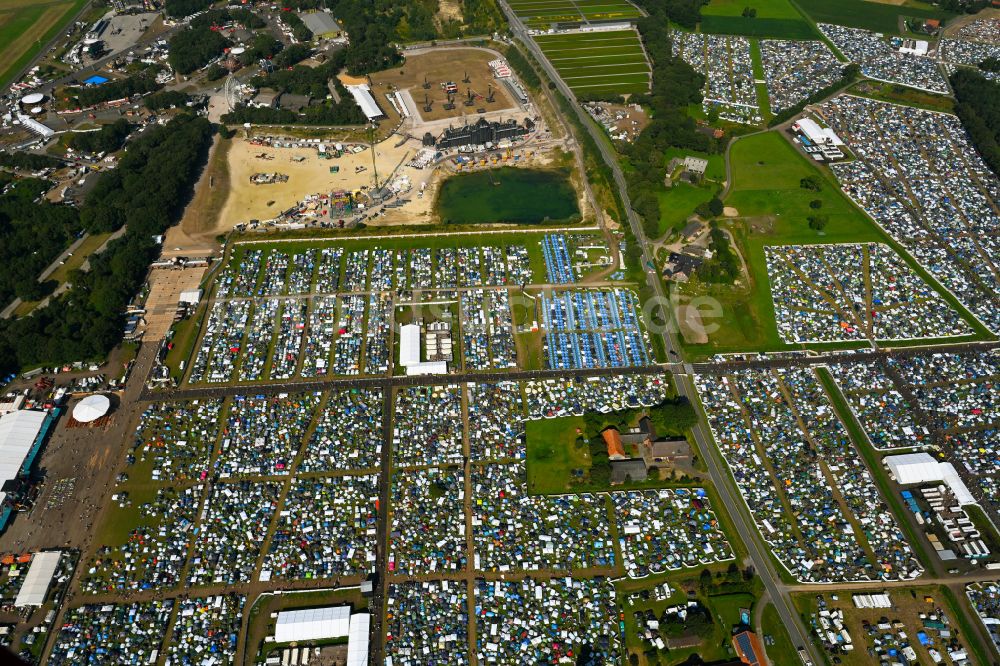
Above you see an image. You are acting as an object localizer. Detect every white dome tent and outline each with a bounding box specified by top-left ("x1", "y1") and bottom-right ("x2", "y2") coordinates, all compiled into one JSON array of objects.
[{"x1": 72, "y1": 394, "x2": 110, "y2": 423}]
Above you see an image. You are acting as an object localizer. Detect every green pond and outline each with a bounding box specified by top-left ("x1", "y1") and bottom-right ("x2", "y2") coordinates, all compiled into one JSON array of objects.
[{"x1": 435, "y1": 168, "x2": 580, "y2": 224}]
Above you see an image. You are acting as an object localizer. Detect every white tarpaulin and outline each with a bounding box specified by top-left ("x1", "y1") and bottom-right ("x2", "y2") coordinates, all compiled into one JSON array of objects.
[
  {"x1": 399, "y1": 324, "x2": 421, "y2": 367},
  {"x1": 15, "y1": 551, "x2": 61, "y2": 606},
  {"x1": 275, "y1": 606, "x2": 350, "y2": 643},
  {"x1": 885, "y1": 452, "x2": 941, "y2": 485},
  {"x1": 885, "y1": 453, "x2": 976, "y2": 505},
  {"x1": 0, "y1": 410, "x2": 46, "y2": 507},
  {"x1": 346, "y1": 613, "x2": 370, "y2": 666}
]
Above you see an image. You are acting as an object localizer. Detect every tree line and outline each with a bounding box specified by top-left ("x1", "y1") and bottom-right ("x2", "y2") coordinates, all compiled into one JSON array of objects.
[
  {"x1": 0, "y1": 178, "x2": 81, "y2": 307},
  {"x1": 0, "y1": 152, "x2": 63, "y2": 171},
  {"x1": 625, "y1": 3, "x2": 719, "y2": 242},
  {"x1": 951, "y1": 68, "x2": 1000, "y2": 177},
  {"x1": 0, "y1": 115, "x2": 214, "y2": 375},
  {"x1": 164, "y1": 0, "x2": 213, "y2": 19},
  {"x1": 74, "y1": 69, "x2": 161, "y2": 107},
  {"x1": 67, "y1": 118, "x2": 132, "y2": 155}
]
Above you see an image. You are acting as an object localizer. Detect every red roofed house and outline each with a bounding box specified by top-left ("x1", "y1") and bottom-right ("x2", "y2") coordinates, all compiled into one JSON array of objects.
[{"x1": 601, "y1": 428, "x2": 627, "y2": 460}]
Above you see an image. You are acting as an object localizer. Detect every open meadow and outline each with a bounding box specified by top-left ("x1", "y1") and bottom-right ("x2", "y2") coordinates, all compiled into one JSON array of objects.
[
  {"x1": 700, "y1": 0, "x2": 816, "y2": 38},
  {"x1": 795, "y1": 0, "x2": 957, "y2": 33}
]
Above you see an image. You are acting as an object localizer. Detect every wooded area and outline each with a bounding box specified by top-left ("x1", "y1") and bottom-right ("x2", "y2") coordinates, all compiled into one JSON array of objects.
[
  {"x1": 951, "y1": 69, "x2": 1000, "y2": 178},
  {"x1": 0, "y1": 115, "x2": 214, "y2": 375}
]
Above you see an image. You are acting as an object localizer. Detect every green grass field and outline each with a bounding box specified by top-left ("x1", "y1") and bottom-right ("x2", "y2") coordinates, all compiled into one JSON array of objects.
[
  {"x1": 535, "y1": 29, "x2": 650, "y2": 96},
  {"x1": 0, "y1": 0, "x2": 87, "y2": 89},
  {"x1": 657, "y1": 184, "x2": 716, "y2": 237},
  {"x1": 761, "y1": 602, "x2": 797, "y2": 664},
  {"x1": 509, "y1": 0, "x2": 641, "y2": 28},
  {"x1": 794, "y1": 0, "x2": 957, "y2": 33},
  {"x1": 525, "y1": 416, "x2": 589, "y2": 495},
  {"x1": 700, "y1": 0, "x2": 815, "y2": 38}
]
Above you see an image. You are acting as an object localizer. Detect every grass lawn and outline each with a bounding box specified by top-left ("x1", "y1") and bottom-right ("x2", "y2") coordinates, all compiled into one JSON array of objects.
[
  {"x1": 525, "y1": 416, "x2": 589, "y2": 495},
  {"x1": 701, "y1": 0, "x2": 815, "y2": 39},
  {"x1": 663, "y1": 147, "x2": 726, "y2": 182},
  {"x1": 656, "y1": 183, "x2": 715, "y2": 237},
  {"x1": 700, "y1": 15, "x2": 816, "y2": 39},
  {"x1": 794, "y1": 0, "x2": 958, "y2": 33},
  {"x1": 0, "y1": 0, "x2": 87, "y2": 89},
  {"x1": 761, "y1": 602, "x2": 797, "y2": 663}
]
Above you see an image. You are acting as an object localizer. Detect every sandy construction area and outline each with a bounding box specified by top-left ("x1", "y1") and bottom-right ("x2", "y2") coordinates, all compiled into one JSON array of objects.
[{"x1": 218, "y1": 135, "x2": 418, "y2": 228}]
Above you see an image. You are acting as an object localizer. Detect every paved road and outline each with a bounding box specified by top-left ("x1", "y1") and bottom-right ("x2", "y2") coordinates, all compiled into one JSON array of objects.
[{"x1": 494, "y1": 6, "x2": 823, "y2": 663}]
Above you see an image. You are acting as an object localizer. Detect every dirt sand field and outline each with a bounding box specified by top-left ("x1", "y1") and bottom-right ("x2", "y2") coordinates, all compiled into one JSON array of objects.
[
  {"x1": 219, "y1": 135, "x2": 417, "y2": 227},
  {"x1": 165, "y1": 135, "x2": 231, "y2": 257},
  {"x1": 676, "y1": 302, "x2": 709, "y2": 344},
  {"x1": 369, "y1": 47, "x2": 519, "y2": 123},
  {"x1": 143, "y1": 267, "x2": 208, "y2": 340}
]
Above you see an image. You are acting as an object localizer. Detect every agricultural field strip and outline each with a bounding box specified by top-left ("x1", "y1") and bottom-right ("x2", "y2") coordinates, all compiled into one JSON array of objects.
[{"x1": 535, "y1": 30, "x2": 650, "y2": 92}]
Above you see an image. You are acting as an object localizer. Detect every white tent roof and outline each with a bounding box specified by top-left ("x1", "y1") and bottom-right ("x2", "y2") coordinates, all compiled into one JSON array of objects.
[
  {"x1": 885, "y1": 453, "x2": 976, "y2": 505},
  {"x1": 405, "y1": 361, "x2": 448, "y2": 376},
  {"x1": 939, "y1": 462, "x2": 976, "y2": 506},
  {"x1": 21, "y1": 93, "x2": 44, "y2": 105},
  {"x1": 14, "y1": 551, "x2": 61, "y2": 607},
  {"x1": 346, "y1": 613, "x2": 370, "y2": 666},
  {"x1": 885, "y1": 452, "x2": 941, "y2": 485},
  {"x1": 0, "y1": 410, "x2": 47, "y2": 507},
  {"x1": 275, "y1": 606, "x2": 350, "y2": 643},
  {"x1": 346, "y1": 84, "x2": 383, "y2": 121},
  {"x1": 72, "y1": 394, "x2": 110, "y2": 423},
  {"x1": 399, "y1": 324, "x2": 421, "y2": 367}
]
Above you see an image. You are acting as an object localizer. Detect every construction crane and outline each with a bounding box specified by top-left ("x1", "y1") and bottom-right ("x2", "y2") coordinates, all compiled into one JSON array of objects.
[
  {"x1": 423, "y1": 94, "x2": 433, "y2": 113},
  {"x1": 422, "y1": 76, "x2": 430, "y2": 90},
  {"x1": 462, "y1": 70, "x2": 470, "y2": 83},
  {"x1": 443, "y1": 93, "x2": 456, "y2": 111},
  {"x1": 463, "y1": 88, "x2": 474, "y2": 107},
  {"x1": 486, "y1": 85, "x2": 495, "y2": 103}
]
